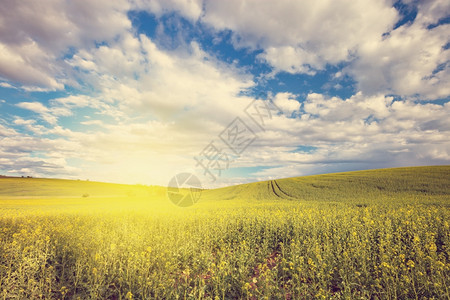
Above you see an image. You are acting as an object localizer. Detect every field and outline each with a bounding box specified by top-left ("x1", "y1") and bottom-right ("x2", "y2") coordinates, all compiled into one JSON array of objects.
[{"x1": 0, "y1": 166, "x2": 449, "y2": 299}]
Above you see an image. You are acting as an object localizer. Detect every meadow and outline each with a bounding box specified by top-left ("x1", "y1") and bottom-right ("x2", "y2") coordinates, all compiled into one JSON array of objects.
[{"x1": 0, "y1": 166, "x2": 449, "y2": 299}]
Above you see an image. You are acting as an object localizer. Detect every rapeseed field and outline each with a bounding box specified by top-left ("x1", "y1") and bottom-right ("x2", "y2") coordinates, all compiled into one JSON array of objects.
[{"x1": 0, "y1": 166, "x2": 449, "y2": 299}]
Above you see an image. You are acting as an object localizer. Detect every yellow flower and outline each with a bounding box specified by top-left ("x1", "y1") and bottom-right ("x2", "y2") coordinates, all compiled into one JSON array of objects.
[{"x1": 428, "y1": 243, "x2": 437, "y2": 252}]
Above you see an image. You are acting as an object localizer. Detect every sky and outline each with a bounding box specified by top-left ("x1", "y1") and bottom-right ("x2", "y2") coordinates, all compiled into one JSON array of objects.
[{"x1": 0, "y1": 0, "x2": 449, "y2": 188}]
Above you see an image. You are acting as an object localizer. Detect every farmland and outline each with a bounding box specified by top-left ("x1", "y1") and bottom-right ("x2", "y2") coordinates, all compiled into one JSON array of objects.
[{"x1": 0, "y1": 166, "x2": 449, "y2": 299}]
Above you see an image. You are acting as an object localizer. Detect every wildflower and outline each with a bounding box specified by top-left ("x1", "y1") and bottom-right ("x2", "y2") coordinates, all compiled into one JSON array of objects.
[{"x1": 428, "y1": 243, "x2": 437, "y2": 252}]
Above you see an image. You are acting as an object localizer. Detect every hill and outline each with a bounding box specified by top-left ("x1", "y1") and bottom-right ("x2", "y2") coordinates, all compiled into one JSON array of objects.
[
  {"x1": 202, "y1": 165, "x2": 449, "y2": 203},
  {"x1": 0, "y1": 177, "x2": 161, "y2": 198},
  {"x1": 1, "y1": 165, "x2": 448, "y2": 206},
  {"x1": 0, "y1": 177, "x2": 166, "y2": 209},
  {"x1": 0, "y1": 166, "x2": 449, "y2": 299}
]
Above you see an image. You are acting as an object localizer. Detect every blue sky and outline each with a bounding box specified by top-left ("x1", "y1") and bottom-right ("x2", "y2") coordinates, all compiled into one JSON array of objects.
[{"x1": 0, "y1": 0, "x2": 449, "y2": 187}]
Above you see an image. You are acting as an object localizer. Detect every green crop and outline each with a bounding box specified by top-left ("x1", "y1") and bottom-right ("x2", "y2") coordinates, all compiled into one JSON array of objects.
[{"x1": 0, "y1": 166, "x2": 449, "y2": 299}]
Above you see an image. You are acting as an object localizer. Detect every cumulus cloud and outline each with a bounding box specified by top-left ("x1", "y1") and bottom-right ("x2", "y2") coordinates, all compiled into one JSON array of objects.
[
  {"x1": 200, "y1": 0, "x2": 449, "y2": 99},
  {"x1": 0, "y1": 0, "x2": 131, "y2": 90},
  {"x1": 0, "y1": 124, "x2": 17, "y2": 137},
  {"x1": 228, "y1": 92, "x2": 450, "y2": 183},
  {"x1": 1, "y1": 0, "x2": 449, "y2": 186},
  {"x1": 66, "y1": 31, "x2": 254, "y2": 126},
  {"x1": 0, "y1": 128, "x2": 83, "y2": 178},
  {"x1": 2, "y1": 0, "x2": 448, "y2": 99},
  {"x1": 273, "y1": 92, "x2": 300, "y2": 115},
  {"x1": 16, "y1": 102, "x2": 66, "y2": 125},
  {"x1": 3, "y1": 90, "x2": 450, "y2": 186},
  {"x1": 202, "y1": 0, "x2": 397, "y2": 72},
  {"x1": 0, "y1": 0, "x2": 205, "y2": 90},
  {"x1": 1, "y1": 28, "x2": 259, "y2": 185},
  {"x1": 132, "y1": 0, "x2": 203, "y2": 21},
  {"x1": 0, "y1": 82, "x2": 15, "y2": 89},
  {"x1": 348, "y1": 6, "x2": 450, "y2": 99}
]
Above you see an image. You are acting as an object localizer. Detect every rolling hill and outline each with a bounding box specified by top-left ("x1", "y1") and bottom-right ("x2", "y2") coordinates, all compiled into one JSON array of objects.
[
  {"x1": 1, "y1": 166, "x2": 449, "y2": 299},
  {"x1": 0, "y1": 166, "x2": 448, "y2": 207},
  {"x1": 201, "y1": 165, "x2": 450, "y2": 204}
]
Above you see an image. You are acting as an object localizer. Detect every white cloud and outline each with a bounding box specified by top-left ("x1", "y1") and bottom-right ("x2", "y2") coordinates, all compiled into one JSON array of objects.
[
  {"x1": 1, "y1": 31, "x2": 259, "y2": 185},
  {"x1": 16, "y1": 101, "x2": 71, "y2": 124},
  {"x1": 1, "y1": 1, "x2": 449, "y2": 186},
  {"x1": 203, "y1": 0, "x2": 397, "y2": 73},
  {"x1": 13, "y1": 117, "x2": 45, "y2": 135},
  {"x1": 16, "y1": 102, "x2": 49, "y2": 114},
  {"x1": 228, "y1": 91, "x2": 450, "y2": 183},
  {"x1": 0, "y1": 123, "x2": 17, "y2": 137},
  {"x1": 415, "y1": 0, "x2": 450, "y2": 26},
  {"x1": 2, "y1": 0, "x2": 447, "y2": 99},
  {"x1": 132, "y1": 0, "x2": 203, "y2": 21},
  {"x1": 200, "y1": 0, "x2": 449, "y2": 100},
  {"x1": 261, "y1": 47, "x2": 321, "y2": 75},
  {"x1": 67, "y1": 31, "x2": 254, "y2": 125},
  {"x1": 3, "y1": 89, "x2": 450, "y2": 186},
  {"x1": 0, "y1": 0, "x2": 131, "y2": 90},
  {"x1": 0, "y1": 0, "x2": 206, "y2": 90},
  {"x1": 0, "y1": 131, "x2": 83, "y2": 178},
  {"x1": 273, "y1": 92, "x2": 300, "y2": 115},
  {"x1": 0, "y1": 82, "x2": 14, "y2": 89},
  {"x1": 348, "y1": 14, "x2": 450, "y2": 99},
  {"x1": 80, "y1": 120, "x2": 105, "y2": 127}
]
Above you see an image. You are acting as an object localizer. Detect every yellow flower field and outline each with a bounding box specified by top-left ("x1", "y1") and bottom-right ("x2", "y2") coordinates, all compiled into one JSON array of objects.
[{"x1": 1, "y1": 166, "x2": 449, "y2": 299}]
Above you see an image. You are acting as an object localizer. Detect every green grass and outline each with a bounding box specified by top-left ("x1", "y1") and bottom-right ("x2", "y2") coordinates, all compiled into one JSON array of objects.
[
  {"x1": 202, "y1": 166, "x2": 450, "y2": 204},
  {"x1": 0, "y1": 177, "x2": 165, "y2": 198},
  {"x1": 1, "y1": 165, "x2": 448, "y2": 204},
  {"x1": 0, "y1": 166, "x2": 449, "y2": 299}
]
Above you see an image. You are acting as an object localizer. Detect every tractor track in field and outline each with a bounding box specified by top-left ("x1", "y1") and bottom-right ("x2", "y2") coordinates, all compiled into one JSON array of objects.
[
  {"x1": 269, "y1": 180, "x2": 282, "y2": 198},
  {"x1": 273, "y1": 180, "x2": 295, "y2": 199},
  {"x1": 269, "y1": 180, "x2": 295, "y2": 199}
]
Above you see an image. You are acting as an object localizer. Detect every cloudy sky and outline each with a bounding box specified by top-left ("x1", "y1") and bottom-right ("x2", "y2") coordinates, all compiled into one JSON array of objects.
[{"x1": 0, "y1": 0, "x2": 449, "y2": 187}]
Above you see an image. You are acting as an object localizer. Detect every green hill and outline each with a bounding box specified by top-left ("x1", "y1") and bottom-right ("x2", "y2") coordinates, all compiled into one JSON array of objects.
[
  {"x1": 0, "y1": 177, "x2": 166, "y2": 209},
  {"x1": 0, "y1": 166, "x2": 448, "y2": 206},
  {"x1": 0, "y1": 177, "x2": 164, "y2": 198},
  {"x1": 201, "y1": 165, "x2": 450, "y2": 204},
  {"x1": 1, "y1": 166, "x2": 449, "y2": 299}
]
